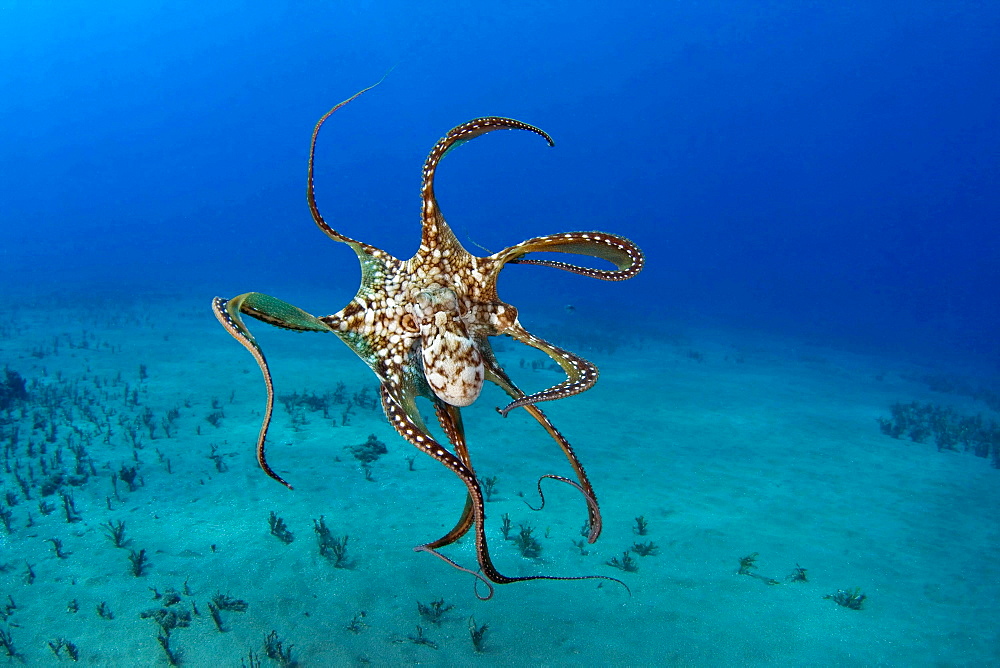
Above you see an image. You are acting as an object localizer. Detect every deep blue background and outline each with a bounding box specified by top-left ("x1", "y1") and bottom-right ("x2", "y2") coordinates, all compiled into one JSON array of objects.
[{"x1": 1, "y1": 1, "x2": 997, "y2": 362}]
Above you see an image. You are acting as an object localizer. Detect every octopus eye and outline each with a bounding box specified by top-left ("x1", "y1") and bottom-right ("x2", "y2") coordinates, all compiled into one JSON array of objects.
[{"x1": 401, "y1": 313, "x2": 419, "y2": 332}]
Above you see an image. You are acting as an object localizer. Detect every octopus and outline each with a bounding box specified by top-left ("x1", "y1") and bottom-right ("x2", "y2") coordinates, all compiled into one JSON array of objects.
[{"x1": 212, "y1": 82, "x2": 643, "y2": 598}]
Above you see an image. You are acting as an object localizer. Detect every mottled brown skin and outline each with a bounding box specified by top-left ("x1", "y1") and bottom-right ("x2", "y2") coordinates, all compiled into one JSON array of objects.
[{"x1": 212, "y1": 83, "x2": 643, "y2": 598}]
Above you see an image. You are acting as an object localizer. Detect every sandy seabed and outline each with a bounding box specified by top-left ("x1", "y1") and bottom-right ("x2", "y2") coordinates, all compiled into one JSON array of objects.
[{"x1": 1, "y1": 290, "x2": 998, "y2": 666}]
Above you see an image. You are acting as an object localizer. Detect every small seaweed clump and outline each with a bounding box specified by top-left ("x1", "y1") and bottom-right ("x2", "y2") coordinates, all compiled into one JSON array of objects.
[
  {"x1": 345, "y1": 611, "x2": 368, "y2": 634},
  {"x1": 631, "y1": 541, "x2": 659, "y2": 557},
  {"x1": 129, "y1": 548, "x2": 150, "y2": 576},
  {"x1": 0, "y1": 368, "x2": 27, "y2": 410},
  {"x1": 469, "y1": 617, "x2": 489, "y2": 653},
  {"x1": 212, "y1": 593, "x2": 248, "y2": 612},
  {"x1": 1, "y1": 625, "x2": 20, "y2": 660},
  {"x1": 407, "y1": 625, "x2": 438, "y2": 650},
  {"x1": 48, "y1": 637, "x2": 78, "y2": 661},
  {"x1": 417, "y1": 598, "x2": 454, "y2": 625},
  {"x1": 140, "y1": 607, "x2": 192, "y2": 635},
  {"x1": 350, "y1": 434, "x2": 388, "y2": 464},
  {"x1": 268, "y1": 512, "x2": 294, "y2": 544},
  {"x1": 737, "y1": 552, "x2": 758, "y2": 575},
  {"x1": 349, "y1": 434, "x2": 389, "y2": 480},
  {"x1": 208, "y1": 592, "x2": 249, "y2": 633},
  {"x1": 512, "y1": 522, "x2": 542, "y2": 558},
  {"x1": 606, "y1": 551, "x2": 638, "y2": 572},
  {"x1": 878, "y1": 401, "x2": 1000, "y2": 467},
  {"x1": 103, "y1": 520, "x2": 129, "y2": 548},
  {"x1": 313, "y1": 516, "x2": 353, "y2": 568},
  {"x1": 264, "y1": 630, "x2": 296, "y2": 667},
  {"x1": 825, "y1": 587, "x2": 867, "y2": 610},
  {"x1": 735, "y1": 552, "x2": 780, "y2": 585}
]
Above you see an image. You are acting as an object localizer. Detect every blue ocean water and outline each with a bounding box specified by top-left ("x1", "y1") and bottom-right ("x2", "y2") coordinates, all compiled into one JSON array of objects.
[
  {"x1": 1, "y1": 2, "x2": 999, "y2": 665},
  {"x1": 3, "y1": 0, "x2": 997, "y2": 357}
]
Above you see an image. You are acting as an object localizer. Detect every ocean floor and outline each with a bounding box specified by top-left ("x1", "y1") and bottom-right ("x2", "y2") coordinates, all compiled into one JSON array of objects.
[{"x1": 1, "y1": 290, "x2": 998, "y2": 666}]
